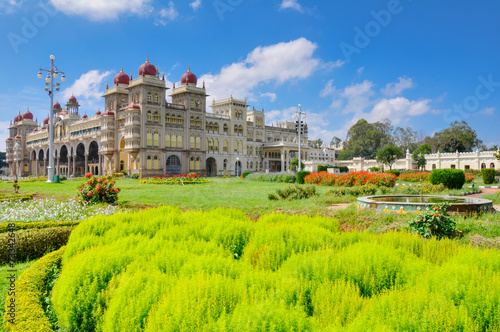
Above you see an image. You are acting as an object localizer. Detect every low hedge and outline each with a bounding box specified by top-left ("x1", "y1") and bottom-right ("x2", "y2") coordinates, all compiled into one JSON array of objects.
[
  {"x1": 0, "y1": 221, "x2": 80, "y2": 234},
  {"x1": 241, "y1": 171, "x2": 253, "y2": 179},
  {"x1": 325, "y1": 185, "x2": 377, "y2": 197},
  {"x1": 0, "y1": 195, "x2": 33, "y2": 203},
  {"x1": 429, "y1": 169, "x2": 465, "y2": 189},
  {"x1": 296, "y1": 171, "x2": 310, "y2": 184},
  {"x1": 3, "y1": 246, "x2": 64, "y2": 332},
  {"x1": 0, "y1": 226, "x2": 75, "y2": 265},
  {"x1": 386, "y1": 170, "x2": 401, "y2": 177},
  {"x1": 482, "y1": 168, "x2": 496, "y2": 185}
]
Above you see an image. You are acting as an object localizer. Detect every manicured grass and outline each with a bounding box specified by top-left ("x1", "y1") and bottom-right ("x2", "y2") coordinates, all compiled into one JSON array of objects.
[{"x1": 0, "y1": 260, "x2": 36, "y2": 332}]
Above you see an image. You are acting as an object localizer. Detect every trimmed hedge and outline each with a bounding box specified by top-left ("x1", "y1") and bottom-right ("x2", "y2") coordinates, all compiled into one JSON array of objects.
[
  {"x1": 482, "y1": 168, "x2": 496, "y2": 185},
  {"x1": 317, "y1": 166, "x2": 349, "y2": 173},
  {"x1": 0, "y1": 195, "x2": 33, "y2": 203},
  {"x1": 0, "y1": 226, "x2": 75, "y2": 265},
  {"x1": 317, "y1": 165, "x2": 328, "y2": 172},
  {"x1": 241, "y1": 171, "x2": 253, "y2": 179},
  {"x1": 386, "y1": 170, "x2": 401, "y2": 177},
  {"x1": 3, "y1": 246, "x2": 64, "y2": 332},
  {"x1": 429, "y1": 169, "x2": 465, "y2": 189},
  {"x1": 0, "y1": 221, "x2": 80, "y2": 234},
  {"x1": 296, "y1": 171, "x2": 310, "y2": 184}
]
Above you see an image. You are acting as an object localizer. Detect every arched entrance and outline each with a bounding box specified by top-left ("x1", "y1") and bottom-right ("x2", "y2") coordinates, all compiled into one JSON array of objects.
[
  {"x1": 88, "y1": 141, "x2": 99, "y2": 175},
  {"x1": 206, "y1": 158, "x2": 217, "y2": 177},
  {"x1": 166, "y1": 155, "x2": 181, "y2": 175},
  {"x1": 235, "y1": 160, "x2": 242, "y2": 177},
  {"x1": 75, "y1": 143, "x2": 85, "y2": 175},
  {"x1": 59, "y1": 145, "x2": 69, "y2": 175}
]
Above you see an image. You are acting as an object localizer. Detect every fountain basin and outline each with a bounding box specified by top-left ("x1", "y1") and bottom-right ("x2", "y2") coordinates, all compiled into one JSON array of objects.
[{"x1": 357, "y1": 195, "x2": 495, "y2": 214}]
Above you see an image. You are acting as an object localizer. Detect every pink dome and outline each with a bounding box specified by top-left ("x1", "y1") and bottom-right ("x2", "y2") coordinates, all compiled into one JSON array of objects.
[
  {"x1": 95, "y1": 110, "x2": 102, "y2": 116},
  {"x1": 53, "y1": 101, "x2": 61, "y2": 109},
  {"x1": 14, "y1": 135, "x2": 21, "y2": 139},
  {"x1": 138, "y1": 56, "x2": 157, "y2": 77},
  {"x1": 43, "y1": 116, "x2": 49, "y2": 125},
  {"x1": 125, "y1": 103, "x2": 140, "y2": 110},
  {"x1": 6, "y1": 137, "x2": 13, "y2": 141},
  {"x1": 41, "y1": 126, "x2": 46, "y2": 130},
  {"x1": 34, "y1": 128, "x2": 38, "y2": 132},
  {"x1": 103, "y1": 110, "x2": 114, "y2": 116},
  {"x1": 69, "y1": 95, "x2": 77, "y2": 103},
  {"x1": 82, "y1": 114, "x2": 88, "y2": 119},
  {"x1": 22, "y1": 108, "x2": 33, "y2": 120},
  {"x1": 59, "y1": 110, "x2": 68, "y2": 116},
  {"x1": 181, "y1": 66, "x2": 197, "y2": 85},
  {"x1": 14, "y1": 113, "x2": 22, "y2": 122},
  {"x1": 114, "y1": 66, "x2": 130, "y2": 85}
]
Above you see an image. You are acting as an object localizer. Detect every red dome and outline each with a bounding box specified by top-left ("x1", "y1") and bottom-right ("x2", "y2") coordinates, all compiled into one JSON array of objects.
[
  {"x1": 53, "y1": 101, "x2": 61, "y2": 109},
  {"x1": 6, "y1": 137, "x2": 13, "y2": 141},
  {"x1": 43, "y1": 116, "x2": 49, "y2": 125},
  {"x1": 22, "y1": 108, "x2": 33, "y2": 120},
  {"x1": 34, "y1": 128, "x2": 38, "y2": 132},
  {"x1": 181, "y1": 66, "x2": 197, "y2": 85},
  {"x1": 114, "y1": 66, "x2": 130, "y2": 86},
  {"x1": 125, "y1": 103, "x2": 140, "y2": 110},
  {"x1": 14, "y1": 113, "x2": 22, "y2": 122},
  {"x1": 41, "y1": 126, "x2": 46, "y2": 130},
  {"x1": 82, "y1": 114, "x2": 88, "y2": 119},
  {"x1": 138, "y1": 56, "x2": 157, "y2": 77},
  {"x1": 14, "y1": 135, "x2": 21, "y2": 139},
  {"x1": 103, "y1": 110, "x2": 114, "y2": 116},
  {"x1": 59, "y1": 110, "x2": 68, "y2": 116},
  {"x1": 95, "y1": 110, "x2": 102, "y2": 116},
  {"x1": 69, "y1": 95, "x2": 77, "y2": 103}
]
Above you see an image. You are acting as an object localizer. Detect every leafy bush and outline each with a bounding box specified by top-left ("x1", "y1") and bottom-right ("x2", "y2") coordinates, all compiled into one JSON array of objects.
[
  {"x1": 392, "y1": 183, "x2": 446, "y2": 195},
  {"x1": 296, "y1": 171, "x2": 310, "y2": 184},
  {"x1": 0, "y1": 194, "x2": 33, "y2": 203},
  {"x1": 408, "y1": 203, "x2": 456, "y2": 239},
  {"x1": 429, "y1": 169, "x2": 465, "y2": 189},
  {"x1": 325, "y1": 184, "x2": 377, "y2": 197},
  {"x1": 241, "y1": 171, "x2": 253, "y2": 178},
  {"x1": 386, "y1": 170, "x2": 401, "y2": 177},
  {"x1": 49, "y1": 207, "x2": 500, "y2": 331},
  {"x1": 120, "y1": 170, "x2": 127, "y2": 176},
  {"x1": 245, "y1": 172, "x2": 296, "y2": 183},
  {"x1": 0, "y1": 221, "x2": 80, "y2": 234},
  {"x1": 369, "y1": 167, "x2": 380, "y2": 172},
  {"x1": 482, "y1": 168, "x2": 496, "y2": 185},
  {"x1": 77, "y1": 174, "x2": 121, "y2": 204},
  {"x1": 0, "y1": 226, "x2": 75, "y2": 265},
  {"x1": 317, "y1": 165, "x2": 328, "y2": 172},
  {"x1": 398, "y1": 172, "x2": 429, "y2": 182},
  {"x1": 59, "y1": 175, "x2": 67, "y2": 181},
  {"x1": 131, "y1": 173, "x2": 140, "y2": 179},
  {"x1": 3, "y1": 246, "x2": 64, "y2": 332},
  {"x1": 269, "y1": 184, "x2": 317, "y2": 201}
]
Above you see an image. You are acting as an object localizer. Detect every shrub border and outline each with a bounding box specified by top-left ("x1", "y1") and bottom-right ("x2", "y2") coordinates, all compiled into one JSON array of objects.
[
  {"x1": 0, "y1": 221, "x2": 80, "y2": 234},
  {"x1": 0, "y1": 195, "x2": 33, "y2": 203},
  {"x1": 3, "y1": 246, "x2": 65, "y2": 332}
]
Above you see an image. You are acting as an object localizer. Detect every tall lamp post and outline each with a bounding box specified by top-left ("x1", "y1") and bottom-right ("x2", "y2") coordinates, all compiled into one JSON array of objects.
[
  {"x1": 236, "y1": 157, "x2": 240, "y2": 177},
  {"x1": 37, "y1": 55, "x2": 66, "y2": 183},
  {"x1": 13, "y1": 142, "x2": 22, "y2": 180},
  {"x1": 293, "y1": 104, "x2": 306, "y2": 171}
]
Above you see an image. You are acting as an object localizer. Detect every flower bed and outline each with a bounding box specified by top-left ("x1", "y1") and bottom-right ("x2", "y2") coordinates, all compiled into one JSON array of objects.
[
  {"x1": 398, "y1": 172, "x2": 430, "y2": 182},
  {"x1": 465, "y1": 173, "x2": 476, "y2": 183},
  {"x1": 139, "y1": 173, "x2": 210, "y2": 185},
  {"x1": 77, "y1": 174, "x2": 121, "y2": 204},
  {"x1": 0, "y1": 199, "x2": 119, "y2": 223},
  {"x1": 325, "y1": 184, "x2": 378, "y2": 197},
  {"x1": 304, "y1": 171, "x2": 397, "y2": 187}
]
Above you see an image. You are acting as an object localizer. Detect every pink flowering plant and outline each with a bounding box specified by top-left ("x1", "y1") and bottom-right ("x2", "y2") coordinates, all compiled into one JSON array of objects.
[{"x1": 77, "y1": 173, "x2": 121, "y2": 205}]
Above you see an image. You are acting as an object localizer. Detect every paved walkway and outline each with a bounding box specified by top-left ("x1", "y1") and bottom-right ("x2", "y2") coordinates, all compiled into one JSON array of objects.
[{"x1": 467, "y1": 188, "x2": 500, "y2": 211}]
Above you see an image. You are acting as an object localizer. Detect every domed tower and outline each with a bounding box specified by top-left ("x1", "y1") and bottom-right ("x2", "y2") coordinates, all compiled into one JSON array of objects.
[{"x1": 66, "y1": 95, "x2": 80, "y2": 114}]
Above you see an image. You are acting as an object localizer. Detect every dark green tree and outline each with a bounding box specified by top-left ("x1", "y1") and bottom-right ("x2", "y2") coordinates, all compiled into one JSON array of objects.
[
  {"x1": 338, "y1": 119, "x2": 394, "y2": 160},
  {"x1": 330, "y1": 136, "x2": 342, "y2": 148},
  {"x1": 412, "y1": 143, "x2": 432, "y2": 170},
  {"x1": 290, "y1": 158, "x2": 305, "y2": 171},
  {"x1": 311, "y1": 138, "x2": 324, "y2": 148},
  {"x1": 392, "y1": 126, "x2": 419, "y2": 153},
  {"x1": 376, "y1": 145, "x2": 403, "y2": 170}
]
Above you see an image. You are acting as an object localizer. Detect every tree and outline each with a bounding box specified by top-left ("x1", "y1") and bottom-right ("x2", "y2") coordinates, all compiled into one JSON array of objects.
[
  {"x1": 311, "y1": 138, "x2": 323, "y2": 148},
  {"x1": 412, "y1": 143, "x2": 432, "y2": 170},
  {"x1": 290, "y1": 158, "x2": 305, "y2": 171},
  {"x1": 338, "y1": 119, "x2": 394, "y2": 160},
  {"x1": 0, "y1": 152, "x2": 7, "y2": 168},
  {"x1": 376, "y1": 145, "x2": 403, "y2": 170},
  {"x1": 392, "y1": 126, "x2": 419, "y2": 153},
  {"x1": 436, "y1": 121, "x2": 481, "y2": 152},
  {"x1": 330, "y1": 136, "x2": 342, "y2": 148}
]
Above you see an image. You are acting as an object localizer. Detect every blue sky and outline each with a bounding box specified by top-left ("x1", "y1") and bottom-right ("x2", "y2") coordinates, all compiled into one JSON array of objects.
[{"x1": 1, "y1": 0, "x2": 499, "y2": 150}]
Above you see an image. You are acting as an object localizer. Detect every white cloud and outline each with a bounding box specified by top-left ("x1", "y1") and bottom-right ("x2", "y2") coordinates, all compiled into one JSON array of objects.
[
  {"x1": 381, "y1": 77, "x2": 414, "y2": 96},
  {"x1": 156, "y1": 1, "x2": 178, "y2": 25},
  {"x1": 61, "y1": 70, "x2": 112, "y2": 109},
  {"x1": 0, "y1": 0, "x2": 23, "y2": 14},
  {"x1": 368, "y1": 97, "x2": 431, "y2": 125},
  {"x1": 0, "y1": 121, "x2": 11, "y2": 151},
  {"x1": 260, "y1": 92, "x2": 277, "y2": 102},
  {"x1": 50, "y1": 0, "x2": 154, "y2": 20},
  {"x1": 477, "y1": 107, "x2": 495, "y2": 116},
  {"x1": 200, "y1": 38, "x2": 327, "y2": 102},
  {"x1": 280, "y1": 0, "x2": 303, "y2": 13},
  {"x1": 357, "y1": 67, "x2": 365, "y2": 75},
  {"x1": 190, "y1": 0, "x2": 202, "y2": 10}
]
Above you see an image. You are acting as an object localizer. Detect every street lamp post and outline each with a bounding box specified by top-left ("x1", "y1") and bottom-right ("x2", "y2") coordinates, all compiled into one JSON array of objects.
[
  {"x1": 236, "y1": 157, "x2": 240, "y2": 177},
  {"x1": 14, "y1": 142, "x2": 21, "y2": 180},
  {"x1": 37, "y1": 55, "x2": 66, "y2": 183},
  {"x1": 293, "y1": 104, "x2": 306, "y2": 172}
]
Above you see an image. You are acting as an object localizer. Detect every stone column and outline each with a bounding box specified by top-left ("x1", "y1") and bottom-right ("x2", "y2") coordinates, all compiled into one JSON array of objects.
[
  {"x1": 43, "y1": 157, "x2": 47, "y2": 176},
  {"x1": 56, "y1": 154, "x2": 60, "y2": 175},
  {"x1": 281, "y1": 149, "x2": 285, "y2": 173},
  {"x1": 72, "y1": 154, "x2": 76, "y2": 176},
  {"x1": 85, "y1": 154, "x2": 88, "y2": 174}
]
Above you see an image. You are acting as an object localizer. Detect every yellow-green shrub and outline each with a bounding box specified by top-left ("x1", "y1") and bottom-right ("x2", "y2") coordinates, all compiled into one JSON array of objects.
[{"x1": 3, "y1": 246, "x2": 64, "y2": 332}]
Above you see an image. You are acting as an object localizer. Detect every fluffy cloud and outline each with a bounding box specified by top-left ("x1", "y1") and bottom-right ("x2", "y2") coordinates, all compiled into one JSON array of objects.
[
  {"x1": 49, "y1": 0, "x2": 155, "y2": 20},
  {"x1": 190, "y1": 0, "x2": 202, "y2": 10},
  {"x1": 200, "y1": 38, "x2": 330, "y2": 102},
  {"x1": 61, "y1": 70, "x2": 112, "y2": 109},
  {"x1": 0, "y1": 121, "x2": 11, "y2": 150},
  {"x1": 477, "y1": 107, "x2": 495, "y2": 116},
  {"x1": 260, "y1": 92, "x2": 277, "y2": 102},
  {"x1": 156, "y1": 1, "x2": 178, "y2": 25},
  {"x1": 0, "y1": 0, "x2": 23, "y2": 14},
  {"x1": 280, "y1": 0, "x2": 303, "y2": 13},
  {"x1": 369, "y1": 97, "x2": 431, "y2": 125},
  {"x1": 381, "y1": 77, "x2": 414, "y2": 96}
]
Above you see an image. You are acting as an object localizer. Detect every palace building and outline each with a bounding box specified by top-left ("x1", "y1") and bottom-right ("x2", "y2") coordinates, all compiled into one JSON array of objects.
[{"x1": 5, "y1": 57, "x2": 338, "y2": 177}]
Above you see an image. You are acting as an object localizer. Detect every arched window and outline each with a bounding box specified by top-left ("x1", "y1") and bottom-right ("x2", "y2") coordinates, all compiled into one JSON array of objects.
[
  {"x1": 177, "y1": 133, "x2": 182, "y2": 148},
  {"x1": 214, "y1": 138, "x2": 219, "y2": 152},
  {"x1": 195, "y1": 116, "x2": 201, "y2": 126},
  {"x1": 190, "y1": 156, "x2": 195, "y2": 170},
  {"x1": 147, "y1": 130, "x2": 153, "y2": 146},
  {"x1": 224, "y1": 159, "x2": 228, "y2": 170},
  {"x1": 214, "y1": 122, "x2": 219, "y2": 133},
  {"x1": 154, "y1": 92, "x2": 160, "y2": 103},
  {"x1": 154, "y1": 111, "x2": 160, "y2": 123},
  {"x1": 153, "y1": 155, "x2": 159, "y2": 169},
  {"x1": 209, "y1": 138, "x2": 214, "y2": 151},
  {"x1": 195, "y1": 157, "x2": 200, "y2": 170},
  {"x1": 190, "y1": 115, "x2": 195, "y2": 126},
  {"x1": 250, "y1": 161, "x2": 253, "y2": 169},
  {"x1": 147, "y1": 110, "x2": 153, "y2": 121},
  {"x1": 165, "y1": 133, "x2": 171, "y2": 147},
  {"x1": 223, "y1": 123, "x2": 228, "y2": 134},
  {"x1": 234, "y1": 139, "x2": 238, "y2": 153},
  {"x1": 153, "y1": 131, "x2": 160, "y2": 147},
  {"x1": 190, "y1": 135, "x2": 195, "y2": 149},
  {"x1": 239, "y1": 140, "x2": 243, "y2": 153},
  {"x1": 481, "y1": 163, "x2": 486, "y2": 169},
  {"x1": 147, "y1": 92, "x2": 153, "y2": 102},
  {"x1": 177, "y1": 114, "x2": 183, "y2": 124},
  {"x1": 491, "y1": 163, "x2": 495, "y2": 168},
  {"x1": 147, "y1": 155, "x2": 152, "y2": 169},
  {"x1": 206, "y1": 138, "x2": 209, "y2": 151},
  {"x1": 165, "y1": 113, "x2": 170, "y2": 123},
  {"x1": 223, "y1": 139, "x2": 228, "y2": 153},
  {"x1": 195, "y1": 136, "x2": 201, "y2": 149}
]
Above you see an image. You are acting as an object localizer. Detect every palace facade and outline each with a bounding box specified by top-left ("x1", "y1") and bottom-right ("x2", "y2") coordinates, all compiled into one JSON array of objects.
[{"x1": 5, "y1": 57, "x2": 338, "y2": 177}]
